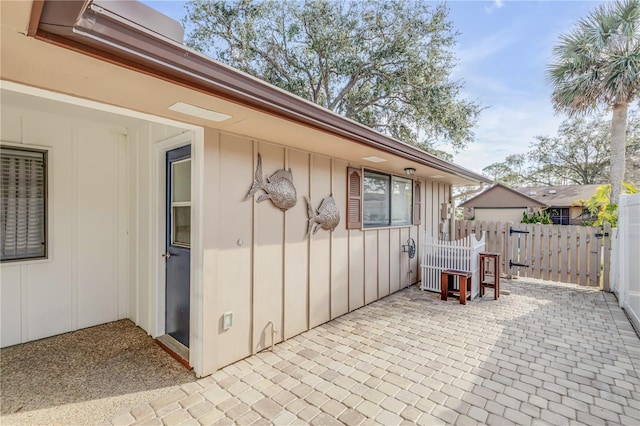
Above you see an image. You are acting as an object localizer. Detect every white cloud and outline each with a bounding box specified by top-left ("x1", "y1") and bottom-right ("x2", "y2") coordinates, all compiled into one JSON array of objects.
[
  {"x1": 450, "y1": 101, "x2": 566, "y2": 174},
  {"x1": 485, "y1": 0, "x2": 505, "y2": 14},
  {"x1": 456, "y1": 40, "x2": 510, "y2": 66},
  {"x1": 455, "y1": 26, "x2": 521, "y2": 65}
]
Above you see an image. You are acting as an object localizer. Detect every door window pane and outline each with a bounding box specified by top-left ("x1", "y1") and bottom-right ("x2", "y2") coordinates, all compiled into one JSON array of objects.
[
  {"x1": 172, "y1": 159, "x2": 191, "y2": 203},
  {"x1": 172, "y1": 206, "x2": 190, "y2": 246}
]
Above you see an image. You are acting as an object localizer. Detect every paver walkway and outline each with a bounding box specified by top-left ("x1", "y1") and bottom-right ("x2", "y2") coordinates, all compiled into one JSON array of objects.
[{"x1": 111, "y1": 279, "x2": 639, "y2": 426}]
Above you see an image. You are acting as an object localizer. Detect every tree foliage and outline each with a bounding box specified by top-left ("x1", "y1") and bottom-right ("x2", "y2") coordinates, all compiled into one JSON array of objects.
[
  {"x1": 183, "y1": 0, "x2": 482, "y2": 153},
  {"x1": 586, "y1": 182, "x2": 638, "y2": 227},
  {"x1": 481, "y1": 154, "x2": 527, "y2": 187},
  {"x1": 547, "y1": 0, "x2": 640, "y2": 203},
  {"x1": 482, "y1": 111, "x2": 640, "y2": 187},
  {"x1": 526, "y1": 114, "x2": 615, "y2": 185}
]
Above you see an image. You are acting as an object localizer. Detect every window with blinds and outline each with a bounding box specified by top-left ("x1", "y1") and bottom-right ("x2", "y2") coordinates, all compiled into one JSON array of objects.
[{"x1": 1, "y1": 146, "x2": 47, "y2": 262}]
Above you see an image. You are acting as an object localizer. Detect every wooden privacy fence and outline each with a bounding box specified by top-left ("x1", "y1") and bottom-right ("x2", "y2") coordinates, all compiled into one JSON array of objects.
[
  {"x1": 455, "y1": 220, "x2": 612, "y2": 288},
  {"x1": 420, "y1": 233, "x2": 485, "y2": 298}
]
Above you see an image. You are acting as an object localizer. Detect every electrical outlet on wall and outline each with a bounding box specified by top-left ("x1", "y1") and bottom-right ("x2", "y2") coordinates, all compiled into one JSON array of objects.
[{"x1": 223, "y1": 312, "x2": 233, "y2": 330}]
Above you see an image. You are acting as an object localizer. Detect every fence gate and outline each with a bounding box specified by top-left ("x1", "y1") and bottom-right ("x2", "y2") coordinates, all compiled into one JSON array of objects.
[
  {"x1": 508, "y1": 224, "x2": 530, "y2": 277},
  {"x1": 507, "y1": 223, "x2": 609, "y2": 287},
  {"x1": 456, "y1": 220, "x2": 611, "y2": 288}
]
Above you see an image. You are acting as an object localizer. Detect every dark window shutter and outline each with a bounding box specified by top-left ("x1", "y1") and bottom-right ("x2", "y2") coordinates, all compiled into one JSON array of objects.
[
  {"x1": 347, "y1": 167, "x2": 362, "y2": 229},
  {"x1": 413, "y1": 180, "x2": 421, "y2": 225}
]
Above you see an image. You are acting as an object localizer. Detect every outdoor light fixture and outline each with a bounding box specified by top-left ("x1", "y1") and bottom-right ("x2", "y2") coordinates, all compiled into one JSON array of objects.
[{"x1": 404, "y1": 167, "x2": 416, "y2": 176}]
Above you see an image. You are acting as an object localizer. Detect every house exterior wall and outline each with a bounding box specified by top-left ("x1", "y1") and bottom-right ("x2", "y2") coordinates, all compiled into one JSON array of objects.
[
  {"x1": 0, "y1": 95, "x2": 452, "y2": 375},
  {"x1": 473, "y1": 207, "x2": 528, "y2": 223},
  {"x1": 0, "y1": 104, "x2": 130, "y2": 347},
  {"x1": 569, "y1": 205, "x2": 588, "y2": 225},
  {"x1": 427, "y1": 181, "x2": 450, "y2": 238},
  {"x1": 200, "y1": 131, "x2": 450, "y2": 372},
  {"x1": 460, "y1": 185, "x2": 543, "y2": 209}
]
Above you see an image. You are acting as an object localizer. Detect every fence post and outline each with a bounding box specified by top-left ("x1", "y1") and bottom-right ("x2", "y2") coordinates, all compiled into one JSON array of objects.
[
  {"x1": 506, "y1": 222, "x2": 512, "y2": 277},
  {"x1": 602, "y1": 222, "x2": 611, "y2": 292}
]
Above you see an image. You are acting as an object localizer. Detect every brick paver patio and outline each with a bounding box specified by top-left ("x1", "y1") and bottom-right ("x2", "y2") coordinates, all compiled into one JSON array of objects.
[{"x1": 111, "y1": 279, "x2": 640, "y2": 426}]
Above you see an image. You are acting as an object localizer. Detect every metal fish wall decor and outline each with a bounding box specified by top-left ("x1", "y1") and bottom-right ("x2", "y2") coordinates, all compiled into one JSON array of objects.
[
  {"x1": 305, "y1": 195, "x2": 340, "y2": 235},
  {"x1": 246, "y1": 153, "x2": 297, "y2": 211}
]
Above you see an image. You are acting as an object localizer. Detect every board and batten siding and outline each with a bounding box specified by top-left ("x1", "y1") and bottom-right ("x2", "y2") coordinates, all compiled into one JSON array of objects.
[
  {"x1": 207, "y1": 131, "x2": 451, "y2": 370},
  {"x1": 0, "y1": 101, "x2": 453, "y2": 373},
  {"x1": 0, "y1": 105, "x2": 130, "y2": 347}
]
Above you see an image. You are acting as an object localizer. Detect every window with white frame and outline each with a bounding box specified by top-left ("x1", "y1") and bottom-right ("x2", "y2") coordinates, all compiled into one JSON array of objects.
[{"x1": 1, "y1": 146, "x2": 47, "y2": 261}]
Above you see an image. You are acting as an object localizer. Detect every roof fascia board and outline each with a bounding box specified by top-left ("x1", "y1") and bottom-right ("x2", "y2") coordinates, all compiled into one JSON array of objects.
[
  {"x1": 34, "y1": 0, "x2": 490, "y2": 184},
  {"x1": 27, "y1": 0, "x2": 46, "y2": 37}
]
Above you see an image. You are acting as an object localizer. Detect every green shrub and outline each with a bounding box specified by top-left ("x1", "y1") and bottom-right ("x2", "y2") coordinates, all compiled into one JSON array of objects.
[
  {"x1": 586, "y1": 182, "x2": 638, "y2": 227},
  {"x1": 521, "y1": 210, "x2": 552, "y2": 224}
]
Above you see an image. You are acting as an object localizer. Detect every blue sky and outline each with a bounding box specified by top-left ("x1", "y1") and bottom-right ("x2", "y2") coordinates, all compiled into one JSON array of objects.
[
  {"x1": 143, "y1": 0, "x2": 610, "y2": 174},
  {"x1": 445, "y1": 0, "x2": 609, "y2": 173}
]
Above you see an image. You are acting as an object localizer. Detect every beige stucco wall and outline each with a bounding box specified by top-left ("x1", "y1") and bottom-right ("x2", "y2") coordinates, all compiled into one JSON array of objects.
[
  {"x1": 473, "y1": 208, "x2": 527, "y2": 224},
  {"x1": 461, "y1": 185, "x2": 543, "y2": 209},
  {"x1": 569, "y1": 206, "x2": 587, "y2": 224},
  {"x1": 201, "y1": 131, "x2": 451, "y2": 372}
]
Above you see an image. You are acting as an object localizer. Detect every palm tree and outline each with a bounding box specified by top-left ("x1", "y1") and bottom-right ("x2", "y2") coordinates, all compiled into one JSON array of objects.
[{"x1": 548, "y1": 0, "x2": 640, "y2": 204}]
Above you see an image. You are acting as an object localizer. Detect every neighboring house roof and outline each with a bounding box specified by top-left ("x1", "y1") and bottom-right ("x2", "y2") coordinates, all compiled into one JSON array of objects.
[
  {"x1": 459, "y1": 183, "x2": 546, "y2": 208},
  {"x1": 460, "y1": 183, "x2": 600, "y2": 209},
  {"x1": 23, "y1": 0, "x2": 491, "y2": 186},
  {"x1": 513, "y1": 185, "x2": 599, "y2": 208}
]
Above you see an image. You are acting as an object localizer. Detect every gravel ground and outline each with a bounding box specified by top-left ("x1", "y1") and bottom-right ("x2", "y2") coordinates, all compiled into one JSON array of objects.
[{"x1": 1, "y1": 320, "x2": 195, "y2": 425}]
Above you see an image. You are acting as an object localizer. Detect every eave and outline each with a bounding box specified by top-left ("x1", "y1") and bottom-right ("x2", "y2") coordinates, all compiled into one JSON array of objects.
[{"x1": 29, "y1": 0, "x2": 490, "y2": 185}]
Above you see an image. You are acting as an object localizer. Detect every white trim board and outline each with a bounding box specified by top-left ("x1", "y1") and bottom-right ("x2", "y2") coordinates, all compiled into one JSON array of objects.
[
  {"x1": 1, "y1": 80, "x2": 201, "y2": 131},
  {"x1": 152, "y1": 131, "x2": 205, "y2": 377}
]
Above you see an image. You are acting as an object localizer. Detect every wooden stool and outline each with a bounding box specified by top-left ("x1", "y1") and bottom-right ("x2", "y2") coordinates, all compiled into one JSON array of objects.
[
  {"x1": 441, "y1": 269, "x2": 472, "y2": 305},
  {"x1": 479, "y1": 252, "x2": 500, "y2": 300}
]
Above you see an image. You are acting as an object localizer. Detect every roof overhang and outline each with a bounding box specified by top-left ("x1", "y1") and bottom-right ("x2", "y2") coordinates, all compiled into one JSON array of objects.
[{"x1": 20, "y1": 0, "x2": 490, "y2": 185}]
